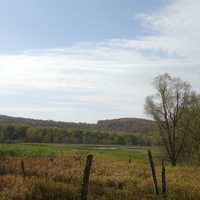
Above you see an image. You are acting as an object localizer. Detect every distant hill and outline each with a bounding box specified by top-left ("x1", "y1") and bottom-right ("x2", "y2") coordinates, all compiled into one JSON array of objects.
[
  {"x1": 0, "y1": 115, "x2": 95, "y2": 129},
  {"x1": 0, "y1": 115, "x2": 155, "y2": 134},
  {"x1": 97, "y1": 118, "x2": 155, "y2": 134}
]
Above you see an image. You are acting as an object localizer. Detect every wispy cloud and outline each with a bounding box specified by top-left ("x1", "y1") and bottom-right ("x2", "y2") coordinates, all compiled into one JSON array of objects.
[
  {"x1": 137, "y1": 0, "x2": 200, "y2": 62},
  {"x1": 0, "y1": 0, "x2": 199, "y2": 122}
]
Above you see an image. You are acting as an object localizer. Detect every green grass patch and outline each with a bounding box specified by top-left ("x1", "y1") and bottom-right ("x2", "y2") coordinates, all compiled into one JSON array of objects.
[
  {"x1": 0, "y1": 143, "x2": 159, "y2": 161},
  {"x1": 0, "y1": 143, "x2": 68, "y2": 156}
]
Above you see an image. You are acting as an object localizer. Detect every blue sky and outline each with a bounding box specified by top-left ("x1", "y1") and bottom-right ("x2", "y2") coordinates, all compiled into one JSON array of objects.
[
  {"x1": 0, "y1": 0, "x2": 199, "y2": 122},
  {"x1": 0, "y1": 0, "x2": 164, "y2": 52}
]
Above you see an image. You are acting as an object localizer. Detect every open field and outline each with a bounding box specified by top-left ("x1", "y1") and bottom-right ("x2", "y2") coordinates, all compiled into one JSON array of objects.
[
  {"x1": 0, "y1": 143, "x2": 155, "y2": 160},
  {"x1": 0, "y1": 143, "x2": 199, "y2": 200}
]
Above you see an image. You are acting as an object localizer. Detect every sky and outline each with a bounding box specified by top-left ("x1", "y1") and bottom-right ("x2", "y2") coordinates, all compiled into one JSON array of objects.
[{"x1": 0, "y1": 0, "x2": 199, "y2": 123}]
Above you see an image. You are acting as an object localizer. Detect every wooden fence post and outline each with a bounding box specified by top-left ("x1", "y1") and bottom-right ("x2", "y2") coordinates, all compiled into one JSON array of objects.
[
  {"x1": 80, "y1": 154, "x2": 93, "y2": 200},
  {"x1": 129, "y1": 155, "x2": 132, "y2": 164},
  {"x1": 21, "y1": 160, "x2": 26, "y2": 178},
  {"x1": 148, "y1": 150, "x2": 159, "y2": 195},
  {"x1": 162, "y1": 160, "x2": 167, "y2": 194}
]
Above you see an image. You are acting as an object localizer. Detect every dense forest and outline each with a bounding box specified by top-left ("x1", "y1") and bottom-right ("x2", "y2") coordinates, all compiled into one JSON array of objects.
[{"x1": 0, "y1": 122, "x2": 154, "y2": 146}]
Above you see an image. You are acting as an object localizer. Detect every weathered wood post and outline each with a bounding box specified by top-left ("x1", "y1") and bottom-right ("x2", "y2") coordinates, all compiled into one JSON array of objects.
[
  {"x1": 148, "y1": 150, "x2": 159, "y2": 195},
  {"x1": 161, "y1": 160, "x2": 167, "y2": 194},
  {"x1": 129, "y1": 155, "x2": 132, "y2": 164},
  {"x1": 21, "y1": 160, "x2": 26, "y2": 178},
  {"x1": 80, "y1": 154, "x2": 93, "y2": 200}
]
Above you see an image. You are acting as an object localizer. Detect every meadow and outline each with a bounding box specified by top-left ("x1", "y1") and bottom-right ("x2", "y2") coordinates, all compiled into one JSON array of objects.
[{"x1": 0, "y1": 143, "x2": 199, "y2": 200}]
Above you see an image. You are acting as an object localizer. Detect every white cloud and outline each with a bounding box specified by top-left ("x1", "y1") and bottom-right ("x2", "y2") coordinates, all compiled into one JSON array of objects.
[
  {"x1": 138, "y1": 0, "x2": 200, "y2": 62},
  {"x1": 0, "y1": 0, "x2": 199, "y2": 122}
]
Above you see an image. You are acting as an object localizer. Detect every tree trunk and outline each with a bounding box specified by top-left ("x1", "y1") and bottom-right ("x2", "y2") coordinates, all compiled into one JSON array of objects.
[{"x1": 171, "y1": 158, "x2": 177, "y2": 167}]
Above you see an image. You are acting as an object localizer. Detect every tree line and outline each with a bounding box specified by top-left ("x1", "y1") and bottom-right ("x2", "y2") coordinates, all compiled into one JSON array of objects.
[{"x1": 0, "y1": 123, "x2": 151, "y2": 146}]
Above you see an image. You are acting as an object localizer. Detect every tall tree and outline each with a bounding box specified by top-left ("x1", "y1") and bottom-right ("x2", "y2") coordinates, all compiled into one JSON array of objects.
[
  {"x1": 145, "y1": 73, "x2": 192, "y2": 166},
  {"x1": 180, "y1": 93, "x2": 200, "y2": 161}
]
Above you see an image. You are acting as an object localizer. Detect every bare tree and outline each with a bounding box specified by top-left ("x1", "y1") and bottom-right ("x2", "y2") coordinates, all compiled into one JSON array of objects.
[{"x1": 145, "y1": 73, "x2": 192, "y2": 166}]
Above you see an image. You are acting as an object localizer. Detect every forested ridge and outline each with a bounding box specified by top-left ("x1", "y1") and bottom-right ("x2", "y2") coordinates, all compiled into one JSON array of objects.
[
  {"x1": 0, "y1": 115, "x2": 154, "y2": 133},
  {"x1": 0, "y1": 115, "x2": 155, "y2": 145}
]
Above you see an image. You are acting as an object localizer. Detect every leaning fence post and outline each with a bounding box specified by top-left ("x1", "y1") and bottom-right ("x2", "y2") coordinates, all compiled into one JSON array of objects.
[
  {"x1": 161, "y1": 160, "x2": 167, "y2": 194},
  {"x1": 148, "y1": 150, "x2": 159, "y2": 195},
  {"x1": 21, "y1": 160, "x2": 26, "y2": 178},
  {"x1": 80, "y1": 154, "x2": 93, "y2": 200}
]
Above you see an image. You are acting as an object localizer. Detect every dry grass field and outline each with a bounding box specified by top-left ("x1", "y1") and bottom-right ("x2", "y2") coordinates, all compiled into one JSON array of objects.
[{"x1": 0, "y1": 144, "x2": 199, "y2": 200}]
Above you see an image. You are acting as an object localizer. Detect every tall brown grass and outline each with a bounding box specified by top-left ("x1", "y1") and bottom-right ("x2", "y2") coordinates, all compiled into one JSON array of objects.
[{"x1": 0, "y1": 151, "x2": 199, "y2": 200}]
